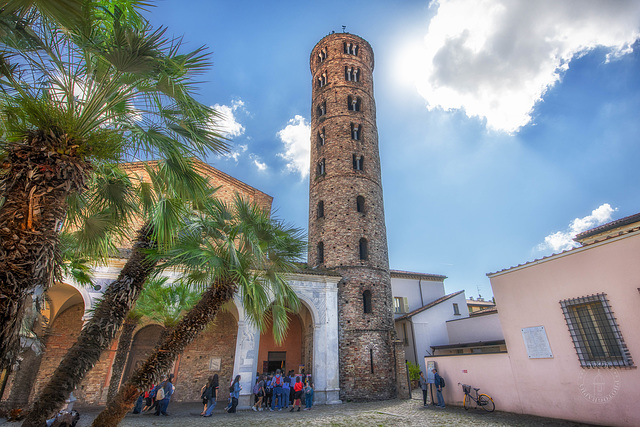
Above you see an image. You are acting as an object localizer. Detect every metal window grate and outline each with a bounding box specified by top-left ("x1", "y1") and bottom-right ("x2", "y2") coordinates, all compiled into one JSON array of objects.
[{"x1": 560, "y1": 293, "x2": 633, "y2": 368}]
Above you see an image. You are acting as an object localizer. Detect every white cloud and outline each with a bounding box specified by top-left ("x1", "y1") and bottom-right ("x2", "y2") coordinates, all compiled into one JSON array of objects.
[
  {"x1": 212, "y1": 98, "x2": 246, "y2": 138},
  {"x1": 407, "y1": 0, "x2": 640, "y2": 133},
  {"x1": 277, "y1": 115, "x2": 310, "y2": 179},
  {"x1": 223, "y1": 144, "x2": 248, "y2": 163},
  {"x1": 536, "y1": 203, "x2": 617, "y2": 253},
  {"x1": 250, "y1": 154, "x2": 268, "y2": 172}
]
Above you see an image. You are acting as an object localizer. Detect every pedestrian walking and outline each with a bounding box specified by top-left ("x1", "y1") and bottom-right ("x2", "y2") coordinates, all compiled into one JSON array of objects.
[
  {"x1": 228, "y1": 375, "x2": 242, "y2": 413},
  {"x1": 155, "y1": 374, "x2": 175, "y2": 416},
  {"x1": 432, "y1": 368, "x2": 445, "y2": 408},
  {"x1": 201, "y1": 374, "x2": 219, "y2": 417},
  {"x1": 252, "y1": 375, "x2": 265, "y2": 411},
  {"x1": 419, "y1": 371, "x2": 428, "y2": 406}
]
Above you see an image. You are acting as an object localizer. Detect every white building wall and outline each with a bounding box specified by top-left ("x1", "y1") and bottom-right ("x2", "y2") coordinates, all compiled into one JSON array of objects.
[
  {"x1": 411, "y1": 292, "x2": 469, "y2": 373},
  {"x1": 446, "y1": 312, "x2": 504, "y2": 344},
  {"x1": 390, "y1": 277, "x2": 445, "y2": 314}
]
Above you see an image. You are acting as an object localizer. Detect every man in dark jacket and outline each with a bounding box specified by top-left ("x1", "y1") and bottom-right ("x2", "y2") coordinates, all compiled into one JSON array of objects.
[{"x1": 432, "y1": 369, "x2": 445, "y2": 408}]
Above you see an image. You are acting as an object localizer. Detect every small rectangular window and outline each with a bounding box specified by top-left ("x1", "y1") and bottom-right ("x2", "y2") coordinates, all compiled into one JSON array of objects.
[{"x1": 453, "y1": 303, "x2": 460, "y2": 315}]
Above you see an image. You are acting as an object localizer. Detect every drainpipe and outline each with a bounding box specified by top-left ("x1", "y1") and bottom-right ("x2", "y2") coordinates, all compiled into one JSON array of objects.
[
  {"x1": 418, "y1": 279, "x2": 424, "y2": 307},
  {"x1": 410, "y1": 320, "x2": 419, "y2": 367}
]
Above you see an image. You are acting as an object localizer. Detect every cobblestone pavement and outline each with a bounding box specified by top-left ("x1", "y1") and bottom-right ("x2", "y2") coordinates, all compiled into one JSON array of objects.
[{"x1": 7, "y1": 393, "x2": 593, "y2": 427}]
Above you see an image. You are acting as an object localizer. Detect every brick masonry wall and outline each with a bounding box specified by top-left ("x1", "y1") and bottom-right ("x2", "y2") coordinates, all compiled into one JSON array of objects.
[
  {"x1": 308, "y1": 33, "x2": 399, "y2": 401},
  {"x1": 31, "y1": 304, "x2": 84, "y2": 399},
  {"x1": 171, "y1": 311, "x2": 238, "y2": 402}
]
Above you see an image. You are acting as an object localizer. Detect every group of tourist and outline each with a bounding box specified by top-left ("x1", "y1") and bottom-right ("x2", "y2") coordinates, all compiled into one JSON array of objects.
[{"x1": 250, "y1": 369, "x2": 314, "y2": 412}]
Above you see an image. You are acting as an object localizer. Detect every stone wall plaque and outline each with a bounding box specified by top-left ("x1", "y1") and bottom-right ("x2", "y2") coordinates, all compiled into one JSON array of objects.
[
  {"x1": 521, "y1": 326, "x2": 553, "y2": 359},
  {"x1": 209, "y1": 357, "x2": 221, "y2": 371}
]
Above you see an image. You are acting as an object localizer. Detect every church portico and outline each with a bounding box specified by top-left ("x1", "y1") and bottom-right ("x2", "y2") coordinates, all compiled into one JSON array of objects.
[{"x1": 232, "y1": 273, "x2": 341, "y2": 407}]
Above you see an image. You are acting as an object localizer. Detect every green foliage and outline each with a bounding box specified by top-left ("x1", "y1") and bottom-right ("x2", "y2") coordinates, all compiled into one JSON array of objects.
[
  {"x1": 134, "y1": 277, "x2": 200, "y2": 329},
  {"x1": 406, "y1": 361, "x2": 421, "y2": 381},
  {"x1": 160, "y1": 195, "x2": 306, "y2": 344}
]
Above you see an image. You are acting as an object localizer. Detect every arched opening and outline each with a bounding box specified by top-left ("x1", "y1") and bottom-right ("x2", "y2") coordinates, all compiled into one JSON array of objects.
[
  {"x1": 356, "y1": 196, "x2": 365, "y2": 213},
  {"x1": 27, "y1": 283, "x2": 86, "y2": 403},
  {"x1": 257, "y1": 303, "x2": 314, "y2": 376},
  {"x1": 122, "y1": 324, "x2": 165, "y2": 382},
  {"x1": 317, "y1": 200, "x2": 324, "y2": 218},
  {"x1": 363, "y1": 290, "x2": 372, "y2": 314},
  {"x1": 359, "y1": 238, "x2": 368, "y2": 260}
]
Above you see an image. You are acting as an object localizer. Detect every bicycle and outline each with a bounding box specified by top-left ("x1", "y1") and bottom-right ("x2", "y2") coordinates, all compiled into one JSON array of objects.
[{"x1": 458, "y1": 383, "x2": 495, "y2": 412}]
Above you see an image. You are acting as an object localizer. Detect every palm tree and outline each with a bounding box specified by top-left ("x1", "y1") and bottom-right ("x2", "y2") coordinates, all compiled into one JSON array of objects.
[
  {"x1": 105, "y1": 277, "x2": 200, "y2": 402},
  {"x1": 0, "y1": 1, "x2": 227, "y2": 372},
  {"x1": 20, "y1": 159, "x2": 214, "y2": 426},
  {"x1": 91, "y1": 196, "x2": 306, "y2": 426}
]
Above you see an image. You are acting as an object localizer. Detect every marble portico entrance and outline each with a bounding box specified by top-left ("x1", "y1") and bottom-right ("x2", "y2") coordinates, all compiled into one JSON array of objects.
[{"x1": 231, "y1": 272, "x2": 341, "y2": 407}]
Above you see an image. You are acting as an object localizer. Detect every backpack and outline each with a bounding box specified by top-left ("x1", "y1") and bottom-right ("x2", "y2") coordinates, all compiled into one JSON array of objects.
[
  {"x1": 252, "y1": 381, "x2": 261, "y2": 395},
  {"x1": 439, "y1": 376, "x2": 446, "y2": 388},
  {"x1": 276, "y1": 376, "x2": 281, "y2": 386},
  {"x1": 156, "y1": 386, "x2": 165, "y2": 400}
]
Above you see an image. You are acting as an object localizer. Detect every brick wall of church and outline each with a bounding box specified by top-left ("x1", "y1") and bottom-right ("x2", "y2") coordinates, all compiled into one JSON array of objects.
[{"x1": 170, "y1": 311, "x2": 238, "y2": 402}]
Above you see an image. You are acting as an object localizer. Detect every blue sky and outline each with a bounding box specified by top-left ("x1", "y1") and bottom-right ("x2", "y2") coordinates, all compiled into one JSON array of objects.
[{"x1": 146, "y1": 0, "x2": 640, "y2": 299}]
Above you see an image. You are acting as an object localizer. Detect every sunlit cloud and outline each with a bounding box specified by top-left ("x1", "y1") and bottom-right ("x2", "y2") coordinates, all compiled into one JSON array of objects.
[
  {"x1": 406, "y1": 0, "x2": 640, "y2": 133},
  {"x1": 250, "y1": 154, "x2": 268, "y2": 172},
  {"x1": 277, "y1": 115, "x2": 310, "y2": 179},
  {"x1": 212, "y1": 98, "x2": 246, "y2": 138},
  {"x1": 536, "y1": 203, "x2": 617, "y2": 253}
]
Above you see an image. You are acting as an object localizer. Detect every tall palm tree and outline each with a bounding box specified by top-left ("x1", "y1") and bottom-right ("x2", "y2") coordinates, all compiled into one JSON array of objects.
[
  {"x1": 21, "y1": 159, "x2": 214, "y2": 427},
  {"x1": 0, "y1": 1, "x2": 227, "y2": 371},
  {"x1": 105, "y1": 276, "x2": 200, "y2": 402},
  {"x1": 91, "y1": 196, "x2": 306, "y2": 426}
]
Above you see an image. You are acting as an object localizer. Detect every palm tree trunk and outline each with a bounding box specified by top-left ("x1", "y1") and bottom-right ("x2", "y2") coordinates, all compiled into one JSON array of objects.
[
  {"x1": 21, "y1": 223, "x2": 157, "y2": 427},
  {"x1": 91, "y1": 280, "x2": 236, "y2": 426},
  {"x1": 0, "y1": 132, "x2": 88, "y2": 372},
  {"x1": 106, "y1": 317, "x2": 138, "y2": 403}
]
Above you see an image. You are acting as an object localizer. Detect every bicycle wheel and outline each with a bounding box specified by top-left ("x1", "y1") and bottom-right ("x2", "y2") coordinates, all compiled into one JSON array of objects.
[
  {"x1": 478, "y1": 394, "x2": 495, "y2": 412},
  {"x1": 463, "y1": 394, "x2": 473, "y2": 410}
]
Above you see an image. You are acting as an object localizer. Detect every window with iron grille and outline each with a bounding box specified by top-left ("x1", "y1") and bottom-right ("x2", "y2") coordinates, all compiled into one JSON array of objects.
[{"x1": 560, "y1": 293, "x2": 633, "y2": 368}]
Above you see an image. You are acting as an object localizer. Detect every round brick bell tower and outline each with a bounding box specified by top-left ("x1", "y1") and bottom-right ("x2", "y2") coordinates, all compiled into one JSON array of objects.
[{"x1": 308, "y1": 33, "x2": 398, "y2": 400}]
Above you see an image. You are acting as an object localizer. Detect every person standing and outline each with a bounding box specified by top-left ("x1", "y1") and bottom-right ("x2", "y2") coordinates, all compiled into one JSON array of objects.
[
  {"x1": 419, "y1": 371, "x2": 428, "y2": 407},
  {"x1": 303, "y1": 376, "x2": 314, "y2": 410},
  {"x1": 202, "y1": 374, "x2": 219, "y2": 417},
  {"x1": 290, "y1": 376, "x2": 303, "y2": 412},
  {"x1": 228, "y1": 375, "x2": 242, "y2": 413},
  {"x1": 432, "y1": 369, "x2": 445, "y2": 408},
  {"x1": 282, "y1": 372, "x2": 291, "y2": 409},
  {"x1": 270, "y1": 369, "x2": 284, "y2": 411}
]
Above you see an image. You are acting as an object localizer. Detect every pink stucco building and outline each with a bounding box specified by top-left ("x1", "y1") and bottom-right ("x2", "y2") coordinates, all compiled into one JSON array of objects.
[{"x1": 426, "y1": 213, "x2": 640, "y2": 426}]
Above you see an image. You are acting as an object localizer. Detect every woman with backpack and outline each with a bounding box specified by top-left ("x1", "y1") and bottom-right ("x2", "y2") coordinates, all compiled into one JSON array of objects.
[
  {"x1": 201, "y1": 374, "x2": 219, "y2": 417},
  {"x1": 228, "y1": 375, "x2": 241, "y2": 413},
  {"x1": 252, "y1": 375, "x2": 265, "y2": 411},
  {"x1": 303, "y1": 376, "x2": 314, "y2": 410}
]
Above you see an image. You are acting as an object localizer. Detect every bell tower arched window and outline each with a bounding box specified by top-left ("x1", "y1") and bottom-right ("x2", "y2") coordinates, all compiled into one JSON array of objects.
[
  {"x1": 356, "y1": 196, "x2": 365, "y2": 213},
  {"x1": 347, "y1": 96, "x2": 361, "y2": 111},
  {"x1": 317, "y1": 102, "x2": 326, "y2": 117},
  {"x1": 363, "y1": 290, "x2": 372, "y2": 313},
  {"x1": 359, "y1": 238, "x2": 368, "y2": 260},
  {"x1": 317, "y1": 128, "x2": 325, "y2": 147},
  {"x1": 351, "y1": 123, "x2": 361, "y2": 140},
  {"x1": 316, "y1": 158, "x2": 325, "y2": 176},
  {"x1": 353, "y1": 154, "x2": 364, "y2": 171},
  {"x1": 317, "y1": 200, "x2": 324, "y2": 218}
]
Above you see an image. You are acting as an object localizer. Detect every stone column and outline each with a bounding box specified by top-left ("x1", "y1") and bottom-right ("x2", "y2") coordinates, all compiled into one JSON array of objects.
[{"x1": 231, "y1": 318, "x2": 261, "y2": 408}]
